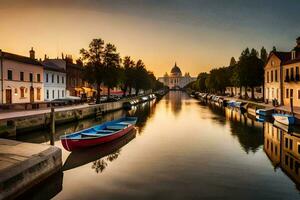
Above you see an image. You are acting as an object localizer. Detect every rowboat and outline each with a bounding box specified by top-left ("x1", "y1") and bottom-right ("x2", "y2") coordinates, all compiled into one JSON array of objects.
[
  {"x1": 272, "y1": 113, "x2": 295, "y2": 126},
  {"x1": 60, "y1": 117, "x2": 137, "y2": 151},
  {"x1": 63, "y1": 129, "x2": 136, "y2": 171}
]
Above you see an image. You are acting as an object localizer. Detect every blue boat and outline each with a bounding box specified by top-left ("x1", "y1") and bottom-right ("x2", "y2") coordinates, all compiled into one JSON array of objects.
[
  {"x1": 60, "y1": 117, "x2": 138, "y2": 151},
  {"x1": 272, "y1": 113, "x2": 295, "y2": 126}
]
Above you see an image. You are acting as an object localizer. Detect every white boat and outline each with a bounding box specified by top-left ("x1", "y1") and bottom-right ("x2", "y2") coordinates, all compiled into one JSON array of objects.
[{"x1": 272, "y1": 113, "x2": 295, "y2": 126}]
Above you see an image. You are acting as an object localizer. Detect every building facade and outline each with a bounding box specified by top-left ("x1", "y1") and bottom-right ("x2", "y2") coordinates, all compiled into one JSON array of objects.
[
  {"x1": 158, "y1": 63, "x2": 196, "y2": 89},
  {"x1": 264, "y1": 37, "x2": 300, "y2": 107},
  {"x1": 0, "y1": 48, "x2": 44, "y2": 104},
  {"x1": 65, "y1": 59, "x2": 84, "y2": 97},
  {"x1": 43, "y1": 59, "x2": 67, "y2": 101}
]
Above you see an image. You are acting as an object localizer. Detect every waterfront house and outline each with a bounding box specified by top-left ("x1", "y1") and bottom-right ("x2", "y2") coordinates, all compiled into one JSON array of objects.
[
  {"x1": 264, "y1": 37, "x2": 300, "y2": 107},
  {"x1": 42, "y1": 59, "x2": 66, "y2": 101},
  {"x1": 282, "y1": 37, "x2": 300, "y2": 107},
  {"x1": 264, "y1": 51, "x2": 290, "y2": 105},
  {"x1": 0, "y1": 48, "x2": 44, "y2": 104},
  {"x1": 65, "y1": 56, "x2": 84, "y2": 97}
]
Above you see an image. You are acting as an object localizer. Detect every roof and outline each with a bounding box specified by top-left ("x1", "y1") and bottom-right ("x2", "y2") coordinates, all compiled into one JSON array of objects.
[
  {"x1": 273, "y1": 51, "x2": 291, "y2": 63},
  {"x1": 171, "y1": 62, "x2": 182, "y2": 74},
  {"x1": 0, "y1": 51, "x2": 42, "y2": 66},
  {"x1": 42, "y1": 60, "x2": 66, "y2": 73},
  {"x1": 66, "y1": 61, "x2": 83, "y2": 70}
]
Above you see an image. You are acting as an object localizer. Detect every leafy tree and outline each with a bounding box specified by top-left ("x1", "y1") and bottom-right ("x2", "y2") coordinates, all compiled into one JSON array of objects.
[
  {"x1": 121, "y1": 56, "x2": 135, "y2": 96},
  {"x1": 103, "y1": 43, "x2": 121, "y2": 99},
  {"x1": 230, "y1": 57, "x2": 236, "y2": 66},
  {"x1": 80, "y1": 38, "x2": 105, "y2": 103},
  {"x1": 260, "y1": 47, "x2": 268, "y2": 64}
]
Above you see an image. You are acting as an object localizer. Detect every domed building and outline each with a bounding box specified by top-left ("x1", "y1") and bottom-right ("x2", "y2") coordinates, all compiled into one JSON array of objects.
[{"x1": 158, "y1": 62, "x2": 196, "y2": 90}]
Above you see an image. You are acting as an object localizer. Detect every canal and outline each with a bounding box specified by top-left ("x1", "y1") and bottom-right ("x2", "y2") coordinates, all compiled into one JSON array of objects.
[{"x1": 16, "y1": 91, "x2": 300, "y2": 200}]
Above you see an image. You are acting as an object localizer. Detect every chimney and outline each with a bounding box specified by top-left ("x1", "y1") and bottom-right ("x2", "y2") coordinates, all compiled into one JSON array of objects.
[
  {"x1": 29, "y1": 47, "x2": 35, "y2": 59},
  {"x1": 297, "y1": 37, "x2": 300, "y2": 48}
]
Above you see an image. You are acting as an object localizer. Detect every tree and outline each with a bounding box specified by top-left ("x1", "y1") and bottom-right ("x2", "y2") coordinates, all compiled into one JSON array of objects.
[
  {"x1": 272, "y1": 46, "x2": 277, "y2": 52},
  {"x1": 230, "y1": 57, "x2": 236, "y2": 66},
  {"x1": 132, "y1": 60, "x2": 149, "y2": 96},
  {"x1": 121, "y1": 56, "x2": 135, "y2": 96},
  {"x1": 80, "y1": 38, "x2": 105, "y2": 104},
  {"x1": 103, "y1": 43, "x2": 121, "y2": 99},
  {"x1": 260, "y1": 47, "x2": 268, "y2": 100},
  {"x1": 260, "y1": 47, "x2": 268, "y2": 64}
]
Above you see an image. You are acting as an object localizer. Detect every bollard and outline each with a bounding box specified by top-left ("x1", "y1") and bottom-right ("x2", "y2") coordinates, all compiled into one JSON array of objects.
[{"x1": 50, "y1": 107, "x2": 55, "y2": 145}]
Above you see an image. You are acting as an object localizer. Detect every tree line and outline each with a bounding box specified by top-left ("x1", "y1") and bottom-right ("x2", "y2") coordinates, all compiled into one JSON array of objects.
[
  {"x1": 79, "y1": 38, "x2": 164, "y2": 103},
  {"x1": 190, "y1": 47, "x2": 271, "y2": 99}
]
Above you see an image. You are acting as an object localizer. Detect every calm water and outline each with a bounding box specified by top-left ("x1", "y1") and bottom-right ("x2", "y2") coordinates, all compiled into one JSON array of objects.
[{"x1": 17, "y1": 91, "x2": 300, "y2": 200}]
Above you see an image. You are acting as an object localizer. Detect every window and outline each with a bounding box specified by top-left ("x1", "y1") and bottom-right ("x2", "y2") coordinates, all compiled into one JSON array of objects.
[
  {"x1": 291, "y1": 67, "x2": 294, "y2": 80},
  {"x1": 20, "y1": 87, "x2": 25, "y2": 98},
  {"x1": 62, "y1": 76, "x2": 64, "y2": 84},
  {"x1": 292, "y1": 51, "x2": 296, "y2": 60},
  {"x1": 298, "y1": 90, "x2": 300, "y2": 99},
  {"x1": 52, "y1": 74, "x2": 54, "y2": 83},
  {"x1": 290, "y1": 89, "x2": 294, "y2": 99},
  {"x1": 46, "y1": 74, "x2": 49, "y2": 82},
  {"x1": 20, "y1": 72, "x2": 24, "y2": 81},
  {"x1": 285, "y1": 138, "x2": 289, "y2": 148},
  {"x1": 275, "y1": 70, "x2": 278, "y2": 82},
  {"x1": 46, "y1": 90, "x2": 49, "y2": 99},
  {"x1": 52, "y1": 90, "x2": 55, "y2": 99},
  {"x1": 37, "y1": 74, "x2": 40, "y2": 82},
  {"x1": 286, "y1": 89, "x2": 289, "y2": 98},
  {"x1": 271, "y1": 70, "x2": 273, "y2": 82},
  {"x1": 298, "y1": 144, "x2": 300, "y2": 154},
  {"x1": 29, "y1": 73, "x2": 33, "y2": 82},
  {"x1": 285, "y1": 155, "x2": 289, "y2": 165},
  {"x1": 290, "y1": 139, "x2": 293, "y2": 150},
  {"x1": 7, "y1": 70, "x2": 12, "y2": 80},
  {"x1": 58, "y1": 90, "x2": 60, "y2": 99},
  {"x1": 37, "y1": 88, "x2": 41, "y2": 100},
  {"x1": 286, "y1": 68, "x2": 289, "y2": 78},
  {"x1": 57, "y1": 75, "x2": 59, "y2": 83},
  {"x1": 267, "y1": 71, "x2": 269, "y2": 83},
  {"x1": 62, "y1": 90, "x2": 64, "y2": 97}
]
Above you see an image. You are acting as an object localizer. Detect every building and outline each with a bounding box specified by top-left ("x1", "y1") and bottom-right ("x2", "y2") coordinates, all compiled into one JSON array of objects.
[
  {"x1": 42, "y1": 59, "x2": 66, "y2": 101},
  {"x1": 0, "y1": 48, "x2": 44, "y2": 104},
  {"x1": 264, "y1": 37, "x2": 300, "y2": 106},
  {"x1": 158, "y1": 63, "x2": 196, "y2": 89},
  {"x1": 65, "y1": 57, "x2": 84, "y2": 97}
]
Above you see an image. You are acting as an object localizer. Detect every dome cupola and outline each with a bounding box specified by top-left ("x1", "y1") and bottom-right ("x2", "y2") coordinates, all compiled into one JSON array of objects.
[{"x1": 170, "y1": 62, "x2": 182, "y2": 77}]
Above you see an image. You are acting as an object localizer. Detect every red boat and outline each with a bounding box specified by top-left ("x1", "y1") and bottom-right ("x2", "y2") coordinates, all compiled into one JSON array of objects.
[{"x1": 60, "y1": 117, "x2": 137, "y2": 151}]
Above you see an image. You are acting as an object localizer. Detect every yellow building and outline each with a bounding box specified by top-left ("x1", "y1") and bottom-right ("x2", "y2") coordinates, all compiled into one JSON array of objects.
[
  {"x1": 264, "y1": 123, "x2": 281, "y2": 167},
  {"x1": 264, "y1": 37, "x2": 300, "y2": 107}
]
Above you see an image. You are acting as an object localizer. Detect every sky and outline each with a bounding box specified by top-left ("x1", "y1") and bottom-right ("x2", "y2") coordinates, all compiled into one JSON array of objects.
[{"x1": 0, "y1": 0, "x2": 299, "y2": 77}]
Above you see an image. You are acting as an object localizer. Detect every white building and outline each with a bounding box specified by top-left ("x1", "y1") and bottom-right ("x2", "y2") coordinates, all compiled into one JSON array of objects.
[
  {"x1": 0, "y1": 48, "x2": 44, "y2": 104},
  {"x1": 42, "y1": 59, "x2": 66, "y2": 101},
  {"x1": 158, "y1": 63, "x2": 196, "y2": 89}
]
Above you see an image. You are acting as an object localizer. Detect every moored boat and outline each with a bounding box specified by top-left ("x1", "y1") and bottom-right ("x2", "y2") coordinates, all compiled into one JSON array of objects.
[
  {"x1": 60, "y1": 117, "x2": 137, "y2": 151},
  {"x1": 272, "y1": 113, "x2": 295, "y2": 126},
  {"x1": 256, "y1": 108, "x2": 274, "y2": 117}
]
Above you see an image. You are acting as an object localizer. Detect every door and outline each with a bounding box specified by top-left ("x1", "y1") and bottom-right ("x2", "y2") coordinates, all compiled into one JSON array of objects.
[
  {"x1": 30, "y1": 87, "x2": 34, "y2": 103},
  {"x1": 5, "y1": 89, "x2": 12, "y2": 104}
]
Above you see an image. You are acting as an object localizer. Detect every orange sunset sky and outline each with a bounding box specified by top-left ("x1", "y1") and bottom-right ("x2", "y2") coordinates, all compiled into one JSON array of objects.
[{"x1": 0, "y1": 0, "x2": 299, "y2": 77}]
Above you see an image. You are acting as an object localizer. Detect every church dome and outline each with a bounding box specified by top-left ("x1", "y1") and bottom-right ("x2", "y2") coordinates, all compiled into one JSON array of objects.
[{"x1": 170, "y1": 62, "x2": 182, "y2": 77}]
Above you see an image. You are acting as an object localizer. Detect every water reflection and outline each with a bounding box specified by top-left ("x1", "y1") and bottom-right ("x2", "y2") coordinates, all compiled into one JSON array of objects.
[
  {"x1": 63, "y1": 129, "x2": 136, "y2": 172},
  {"x1": 165, "y1": 91, "x2": 183, "y2": 115},
  {"x1": 264, "y1": 122, "x2": 300, "y2": 187}
]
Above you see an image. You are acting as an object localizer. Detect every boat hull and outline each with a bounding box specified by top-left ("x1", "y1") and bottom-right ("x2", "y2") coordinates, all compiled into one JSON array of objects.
[
  {"x1": 272, "y1": 114, "x2": 295, "y2": 126},
  {"x1": 61, "y1": 125, "x2": 134, "y2": 151}
]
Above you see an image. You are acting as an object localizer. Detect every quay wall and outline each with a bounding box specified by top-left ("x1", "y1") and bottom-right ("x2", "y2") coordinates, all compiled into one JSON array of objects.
[{"x1": 0, "y1": 95, "x2": 155, "y2": 137}]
